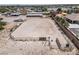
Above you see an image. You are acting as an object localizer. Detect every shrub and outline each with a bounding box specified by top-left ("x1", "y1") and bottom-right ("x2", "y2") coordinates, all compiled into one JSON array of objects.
[{"x1": 0, "y1": 21, "x2": 6, "y2": 30}]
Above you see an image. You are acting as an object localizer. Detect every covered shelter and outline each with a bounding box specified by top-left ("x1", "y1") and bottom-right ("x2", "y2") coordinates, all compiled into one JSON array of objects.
[
  {"x1": 27, "y1": 12, "x2": 43, "y2": 17},
  {"x1": 69, "y1": 24, "x2": 79, "y2": 39}
]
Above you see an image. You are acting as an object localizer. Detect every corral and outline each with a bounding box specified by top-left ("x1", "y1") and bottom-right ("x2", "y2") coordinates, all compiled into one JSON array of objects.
[{"x1": 11, "y1": 17, "x2": 68, "y2": 49}]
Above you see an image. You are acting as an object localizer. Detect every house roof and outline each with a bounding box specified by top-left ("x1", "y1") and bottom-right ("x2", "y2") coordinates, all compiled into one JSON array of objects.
[{"x1": 69, "y1": 24, "x2": 79, "y2": 28}]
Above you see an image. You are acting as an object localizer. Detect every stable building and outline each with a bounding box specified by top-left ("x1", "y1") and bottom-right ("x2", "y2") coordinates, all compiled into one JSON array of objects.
[{"x1": 26, "y1": 12, "x2": 43, "y2": 17}]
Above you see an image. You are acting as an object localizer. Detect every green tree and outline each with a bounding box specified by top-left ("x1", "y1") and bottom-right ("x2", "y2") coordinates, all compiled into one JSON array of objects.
[
  {"x1": 57, "y1": 8, "x2": 62, "y2": 14},
  {"x1": 60, "y1": 18, "x2": 69, "y2": 27},
  {"x1": 56, "y1": 17, "x2": 69, "y2": 28},
  {"x1": 42, "y1": 7, "x2": 47, "y2": 12},
  {"x1": 0, "y1": 7, "x2": 9, "y2": 13},
  {"x1": 0, "y1": 21, "x2": 6, "y2": 30},
  {"x1": 50, "y1": 11, "x2": 56, "y2": 17},
  {"x1": 0, "y1": 24, "x2": 4, "y2": 30}
]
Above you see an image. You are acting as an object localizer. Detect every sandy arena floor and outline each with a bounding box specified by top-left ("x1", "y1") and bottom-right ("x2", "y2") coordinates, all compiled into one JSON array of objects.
[{"x1": 0, "y1": 17, "x2": 78, "y2": 55}]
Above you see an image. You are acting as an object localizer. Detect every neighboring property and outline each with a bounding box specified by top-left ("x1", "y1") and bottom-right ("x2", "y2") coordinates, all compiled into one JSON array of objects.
[
  {"x1": 26, "y1": 12, "x2": 49, "y2": 17},
  {"x1": 65, "y1": 13, "x2": 79, "y2": 24},
  {"x1": 64, "y1": 13, "x2": 79, "y2": 39},
  {"x1": 68, "y1": 24, "x2": 79, "y2": 39}
]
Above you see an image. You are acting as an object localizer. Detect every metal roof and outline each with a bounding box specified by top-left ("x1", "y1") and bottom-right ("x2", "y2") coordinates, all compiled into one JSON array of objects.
[{"x1": 69, "y1": 24, "x2": 79, "y2": 28}]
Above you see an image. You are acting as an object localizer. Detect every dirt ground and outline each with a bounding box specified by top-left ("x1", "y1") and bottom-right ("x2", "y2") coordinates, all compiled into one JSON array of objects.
[{"x1": 0, "y1": 17, "x2": 78, "y2": 55}]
